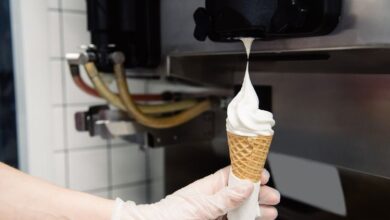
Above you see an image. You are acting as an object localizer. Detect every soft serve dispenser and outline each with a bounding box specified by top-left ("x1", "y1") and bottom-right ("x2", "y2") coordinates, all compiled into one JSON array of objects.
[{"x1": 194, "y1": 0, "x2": 341, "y2": 41}]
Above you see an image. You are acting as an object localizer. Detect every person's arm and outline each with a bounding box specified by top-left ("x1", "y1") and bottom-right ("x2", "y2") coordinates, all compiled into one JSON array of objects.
[
  {"x1": 0, "y1": 162, "x2": 280, "y2": 220},
  {"x1": 0, "y1": 162, "x2": 114, "y2": 220}
]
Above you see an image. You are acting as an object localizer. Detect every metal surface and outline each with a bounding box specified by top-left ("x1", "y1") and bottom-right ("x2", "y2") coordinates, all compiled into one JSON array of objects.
[
  {"x1": 167, "y1": 47, "x2": 390, "y2": 87},
  {"x1": 246, "y1": 72, "x2": 390, "y2": 178},
  {"x1": 66, "y1": 52, "x2": 89, "y2": 65},
  {"x1": 161, "y1": 0, "x2": 390, "y2": 55},
  {"x1": 146, "y1": 111, "x2": 215, "y2": 147},
  {"x1": 276, "y1": 163, "x2": 390, "y2": 219},
  {"x1": 75, "y1": 106, "x2": 216, "y2": 148},
  {"x1": 194, "y1": 70, "x2": 390, "y2": 178}
]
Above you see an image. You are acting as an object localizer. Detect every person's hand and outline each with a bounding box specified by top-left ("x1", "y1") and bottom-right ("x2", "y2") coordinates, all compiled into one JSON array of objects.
[{"x1": 112, "y1": 166, "x2": 280, "y2": 220}]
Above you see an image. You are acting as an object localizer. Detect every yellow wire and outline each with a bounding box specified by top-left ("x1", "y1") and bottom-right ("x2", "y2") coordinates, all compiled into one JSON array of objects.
[
  {"x1": 84, "y1": 63, "x2": 126, "y2": 111},
  {"x1": 138, "y1": 100, "x2": 198, "y2": 114},
  {"x1": 113, "y1": 63, "x2": 212, "y2": 129}
]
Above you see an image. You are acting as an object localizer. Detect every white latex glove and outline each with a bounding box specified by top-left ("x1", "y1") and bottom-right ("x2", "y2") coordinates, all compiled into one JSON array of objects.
[{"x1": 112, "y1": 166, "x2": 280, "y2": 220}]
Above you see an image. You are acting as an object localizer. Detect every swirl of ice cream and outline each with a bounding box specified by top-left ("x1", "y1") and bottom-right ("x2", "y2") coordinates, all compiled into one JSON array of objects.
[{"x1": 226, "y1": 63, "x2": 275, "y2": 136}]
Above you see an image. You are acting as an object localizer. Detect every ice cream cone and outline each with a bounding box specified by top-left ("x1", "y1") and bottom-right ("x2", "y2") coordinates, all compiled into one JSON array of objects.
[{"x1": 227, "y1": 132, "x2": 273, "y2": 183}]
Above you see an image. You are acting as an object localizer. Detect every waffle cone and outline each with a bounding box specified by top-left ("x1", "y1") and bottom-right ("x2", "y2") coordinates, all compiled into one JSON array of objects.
[{"x1": 227, "y1": 131, "x2": 273, "y2": 182}]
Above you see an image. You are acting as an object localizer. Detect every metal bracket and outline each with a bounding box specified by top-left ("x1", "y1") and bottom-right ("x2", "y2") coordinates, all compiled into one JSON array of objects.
[{"x1": 75, "y1": 105, "x2": 216, "y2": 148}]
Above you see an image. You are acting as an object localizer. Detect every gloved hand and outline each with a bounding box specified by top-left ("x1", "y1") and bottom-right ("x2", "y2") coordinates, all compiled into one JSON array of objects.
[{"x1": 112, "y1": 166, "x2": 280, "y2": 220}]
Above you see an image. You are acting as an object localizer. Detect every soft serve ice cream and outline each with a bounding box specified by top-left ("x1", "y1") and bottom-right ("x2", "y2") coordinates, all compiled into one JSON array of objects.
[
  {"x1": 226, "y1": 63, "x2": 275, "y2": 136},
  {"x1": 227, "y1": 37, "x2": 275, "y2": 136},
  {"x1": 227, "y1": 38, "x2": 275, "y2": 220}
]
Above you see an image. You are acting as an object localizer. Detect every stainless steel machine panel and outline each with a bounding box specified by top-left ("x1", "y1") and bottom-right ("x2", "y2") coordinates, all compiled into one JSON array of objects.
[{"x1": 245, "y1": 72, "x2": 390, "y2": 178}]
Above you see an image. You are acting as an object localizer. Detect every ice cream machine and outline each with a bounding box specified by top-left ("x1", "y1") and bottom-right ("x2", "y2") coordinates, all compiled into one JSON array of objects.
[
  {"x1": 66, "y1": 0, "x2": 342, "y2": 139},
  {"x1": 65, "y1": 0, "x2": 390, "y2": 219}
]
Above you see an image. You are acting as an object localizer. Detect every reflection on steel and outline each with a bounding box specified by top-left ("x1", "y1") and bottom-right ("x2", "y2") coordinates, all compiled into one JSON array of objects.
[
  {"x1": 268, "y1": 153, "x2": 347, "y2": 216},
  {"x1": 275, "y1": 165, "x2": 390, "y2": 219}
]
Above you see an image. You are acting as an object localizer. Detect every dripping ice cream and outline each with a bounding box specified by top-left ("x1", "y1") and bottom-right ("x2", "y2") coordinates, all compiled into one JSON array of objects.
[
  {"x1": 227, "y1": 37, "x2": 275, "y2": 137},
  {"x1": 226, "y1": 63, "x2": 275, "y2": 137},
  {"x1": 226, "y1": 38, "x2": 275, "y2": 220}
]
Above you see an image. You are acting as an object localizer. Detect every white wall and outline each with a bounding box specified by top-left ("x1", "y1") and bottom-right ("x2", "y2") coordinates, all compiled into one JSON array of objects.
[{"x1": 11, "y1": 0, "x2": 165, "y2": 203}]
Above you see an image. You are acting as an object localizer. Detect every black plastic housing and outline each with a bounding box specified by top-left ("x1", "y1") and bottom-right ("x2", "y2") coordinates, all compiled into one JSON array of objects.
[
  {"x1": 86, "y1": 0, "x2": 160, "y2": 71},
  {"x1": 194, "y1": 0, "x2": 342, "y2": 42}
]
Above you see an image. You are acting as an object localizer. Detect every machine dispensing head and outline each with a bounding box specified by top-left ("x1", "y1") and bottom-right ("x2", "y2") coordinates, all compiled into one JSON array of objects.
[{"x1": 194, "y1": 0, "x2": 342, "y2": 42}]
